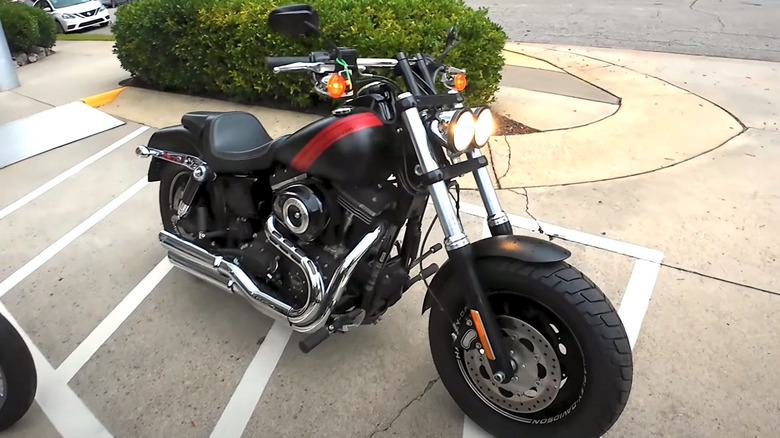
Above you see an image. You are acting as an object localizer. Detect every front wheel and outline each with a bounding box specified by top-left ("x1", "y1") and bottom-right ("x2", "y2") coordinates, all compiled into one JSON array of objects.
[
  {"x1": 428, "y1": 259, "x2": 632, "y2": 438},
  {"x1": 0, "y1": 314, "x2": 37, "y2": 431}
]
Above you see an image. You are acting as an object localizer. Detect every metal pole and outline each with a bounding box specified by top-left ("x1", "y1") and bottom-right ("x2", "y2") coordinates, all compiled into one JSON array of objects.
[{"x1": 0, "y1": 18, "x2": 21, "y2": 91}]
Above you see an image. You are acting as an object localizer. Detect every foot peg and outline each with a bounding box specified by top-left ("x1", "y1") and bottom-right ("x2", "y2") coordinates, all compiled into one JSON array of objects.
[
  {"x1": 298, "y1": 308, "x2": 366, "y2": 353},
  {"x1": 299, "y1": 327, "x2": 330, "y2": 353}
]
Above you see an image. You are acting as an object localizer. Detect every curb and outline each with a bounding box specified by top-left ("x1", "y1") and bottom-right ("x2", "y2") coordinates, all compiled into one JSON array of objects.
[{"x1": 80, "y1": 87, "x2": 127, "y2": 108}]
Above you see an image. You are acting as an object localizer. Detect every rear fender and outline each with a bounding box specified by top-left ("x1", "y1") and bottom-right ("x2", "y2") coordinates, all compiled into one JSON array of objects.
[
  {"x1": 146, "y1": 125, "x2": 199, "y2": 182},
  {"x1": 421, "y1": 235, "x2": 571, "y2": 314}
]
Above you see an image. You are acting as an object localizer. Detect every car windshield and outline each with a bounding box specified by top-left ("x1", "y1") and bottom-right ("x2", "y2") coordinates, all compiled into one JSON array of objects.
[{"x1": 49, "y1": 0, "x2": 91, "y2": 8}]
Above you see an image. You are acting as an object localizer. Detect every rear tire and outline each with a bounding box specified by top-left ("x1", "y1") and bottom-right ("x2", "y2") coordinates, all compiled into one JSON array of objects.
[
  {"x1": 428, "y1": 259, "x2": 632, "y2": 438},
  {"x1": 0, "y1": 314, "x2": 37, "y2": 431},
  {"x1": 158, "y1": 164, "x2": 195, "y2": 237}
]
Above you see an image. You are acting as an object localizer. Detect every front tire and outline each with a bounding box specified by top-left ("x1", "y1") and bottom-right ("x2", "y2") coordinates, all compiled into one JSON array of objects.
[
  {"x1": 0, "y1": 314, "x2": 37, "y2": 431},
  {"x1": 428, "y1": 259, "x2": 632, "y2": 438}
]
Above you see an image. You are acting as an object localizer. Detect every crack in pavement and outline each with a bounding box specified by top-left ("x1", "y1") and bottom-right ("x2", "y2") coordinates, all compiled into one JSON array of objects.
[
  {"x1": 663, "y1": 263, "x2": 780, "y2": 297},
  {"x1": 509, "y1": 188, "x2": 545, "y2": 235},
  {"x1": 689, "y1": 0, "x2": 726, "y2": 30},
  {"x1": 367, "y1": 378, "x2": 440, "y2": 438},
  {"x1": 498, "y1": 135, "x2": 512, "y2": 183}
]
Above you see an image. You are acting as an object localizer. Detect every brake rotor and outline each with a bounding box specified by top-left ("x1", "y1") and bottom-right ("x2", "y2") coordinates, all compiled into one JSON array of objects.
[{"x1": 461, "y1": 315, "x2": 561, "y2": 414}]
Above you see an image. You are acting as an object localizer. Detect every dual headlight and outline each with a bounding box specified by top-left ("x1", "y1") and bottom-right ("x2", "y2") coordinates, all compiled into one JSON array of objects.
[{"x1": 438, "y1": 107, "x2": 495, "y2": 153}]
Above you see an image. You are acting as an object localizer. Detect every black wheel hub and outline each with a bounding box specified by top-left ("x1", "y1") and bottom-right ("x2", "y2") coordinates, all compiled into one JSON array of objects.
[
  {"x1": 455, "y1": 293, "x2": 586, "y2": 421},
  {"x1": 461, "y1": 315, "x2": 562, "y2": 414}
]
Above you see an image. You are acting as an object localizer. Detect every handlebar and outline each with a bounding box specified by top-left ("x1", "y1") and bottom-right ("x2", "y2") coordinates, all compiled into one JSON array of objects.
[
  {"x1": 265, "y1": 56, "x2": 310, "y2": 69},
  {"x1": 267, "y1": 57, "x2": 399, "y2": 74}
]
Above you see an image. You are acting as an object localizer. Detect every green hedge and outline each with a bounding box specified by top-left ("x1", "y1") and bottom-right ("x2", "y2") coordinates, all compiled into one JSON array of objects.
[
  {"x1": 0, "y1": 0, "x2": 56, "y2": 53},
  {"x1": 114, "y1": 0, "x2": 506, "y2": 108}
]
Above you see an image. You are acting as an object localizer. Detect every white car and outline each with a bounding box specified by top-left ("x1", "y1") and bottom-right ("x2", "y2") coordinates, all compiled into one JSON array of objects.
[{"x1": 33, "y1": 0, "x2": 110, "y2": 33}]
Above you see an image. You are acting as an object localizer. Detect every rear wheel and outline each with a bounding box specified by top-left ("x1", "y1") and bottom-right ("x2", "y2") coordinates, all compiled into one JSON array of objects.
[
  {"x1": 428, "y1": 259, "x2": 632, "y2": 438},
  {"x1": 0, "y1": 314, "x2": 36, "y2": 431},
  {"x1": 159, "y1": 164, "x2": 198, "y2": 238}
]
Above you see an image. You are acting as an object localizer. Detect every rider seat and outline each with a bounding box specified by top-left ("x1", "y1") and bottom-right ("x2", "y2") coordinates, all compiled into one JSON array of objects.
[{"x1": 179, "y1": 111, "x2": 279, "y2": 173}]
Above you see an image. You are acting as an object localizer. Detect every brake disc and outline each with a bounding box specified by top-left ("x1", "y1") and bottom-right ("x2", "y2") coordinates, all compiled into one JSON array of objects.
[{"x1": 462, "y1": 315, "x2": 561, "y2": 413}]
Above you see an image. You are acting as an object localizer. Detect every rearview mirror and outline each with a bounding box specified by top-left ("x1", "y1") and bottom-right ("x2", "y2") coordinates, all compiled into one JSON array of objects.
[
  {"x1": 445, "y1": 26, "x2": 458, "y2": 49},
  {"x1": 43, "y1": 6, "x2": 52, "y2": 12},
  {"x1": 268, "y1": 4, "x2": 320, "y2": 38}
]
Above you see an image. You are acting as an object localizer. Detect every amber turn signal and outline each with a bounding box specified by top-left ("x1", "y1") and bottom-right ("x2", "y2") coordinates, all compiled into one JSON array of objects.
[
  {"x1": 327, "y1": 74, "x2": 347, "y2": 98},
  {"x1": 453, "y1": 73, "x2": 467, "y2": 91}
]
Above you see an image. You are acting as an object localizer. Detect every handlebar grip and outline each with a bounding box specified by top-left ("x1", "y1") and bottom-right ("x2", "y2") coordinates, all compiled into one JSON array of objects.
[{"x1": 265, "y1": 57, "x2": 310, "y2": 69}]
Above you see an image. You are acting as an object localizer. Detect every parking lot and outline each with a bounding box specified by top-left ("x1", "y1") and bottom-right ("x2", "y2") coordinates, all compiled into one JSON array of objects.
[{"x1": 0, "y1": 117, "x2": 671, "y2": 437}]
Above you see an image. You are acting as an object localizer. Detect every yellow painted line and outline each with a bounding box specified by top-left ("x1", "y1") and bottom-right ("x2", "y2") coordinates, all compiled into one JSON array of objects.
[{"x1": 80, "y1": 87, "x2": 126, "y2": 108}]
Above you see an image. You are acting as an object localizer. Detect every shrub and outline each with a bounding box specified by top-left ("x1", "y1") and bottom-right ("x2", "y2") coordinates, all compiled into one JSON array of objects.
[
  {"x1": 29, "y1": 5, "x2": 55, "y2": 49},
  {"x1": 0, "y1": 0, "x2": 56, "y2": 53},
  {"x1": 114, "y1": 0, "x2": 506, "y2": 108}
]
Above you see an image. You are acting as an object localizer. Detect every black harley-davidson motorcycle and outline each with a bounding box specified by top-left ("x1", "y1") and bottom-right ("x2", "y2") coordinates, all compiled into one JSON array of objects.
[
  {"x1": 0, "y1": 312, "x2": 37, "y2": 431},
  {"x1": 136, "y1": 5, "x2": 632, "y2": 437}
]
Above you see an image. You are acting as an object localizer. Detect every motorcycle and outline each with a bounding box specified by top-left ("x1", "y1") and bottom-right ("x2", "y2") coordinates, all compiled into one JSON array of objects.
[
  {"x1": 136, "y1": 4, "x2": 633, "y2": 437},
  {"x1": 0, "y1": 312, "x2": 37, "y2": 431}
]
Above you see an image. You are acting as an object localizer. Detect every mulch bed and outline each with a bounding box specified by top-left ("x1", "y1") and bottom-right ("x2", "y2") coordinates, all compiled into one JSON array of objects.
[{"x1": 495, "y1": 113, "x2": 539, "y2": 135}]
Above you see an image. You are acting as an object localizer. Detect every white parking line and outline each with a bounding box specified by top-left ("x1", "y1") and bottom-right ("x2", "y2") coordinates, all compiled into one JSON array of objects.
[
  {"x1": 0, "y1": 126, "x2": 148, "y2": 221},
  {"x1": 57, "y1": 258, "x2": 172, "y2": 382},
  {"x1": 618, "y1": 259, "x2": 662, "y2": 347},
  {"x1": 0, "y1": 177, "x2": 148, "y2": 299},
  {"x1": 458, "y1": 202, "x2": 664, "y2": 263},
  {"x1": 209, "y1": 321, "x2": 293, "y2": 438},
  {"x1": 0, "y1": 302, "x2": 112, "y2": 438}
]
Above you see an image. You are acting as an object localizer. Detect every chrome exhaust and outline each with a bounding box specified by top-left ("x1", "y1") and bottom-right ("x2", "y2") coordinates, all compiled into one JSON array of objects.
[
  {"x1": 160, "y1": 230, "x2": 293, "y2": 322},
  {"x1": 158, "y1": 219, "x2": 383, "y2": 333}
]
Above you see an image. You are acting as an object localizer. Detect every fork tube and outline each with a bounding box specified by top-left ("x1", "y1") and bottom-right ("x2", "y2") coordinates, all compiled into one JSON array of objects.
[
  {"x1": 398, "y1": 93, "x2": 467, "y2": 250},
  {"x1": 467, "y1": 149, "x2": 512, "y2": 236},
  {"x1": 398, "y1": 94, "x2": 515, "y2": 381}
]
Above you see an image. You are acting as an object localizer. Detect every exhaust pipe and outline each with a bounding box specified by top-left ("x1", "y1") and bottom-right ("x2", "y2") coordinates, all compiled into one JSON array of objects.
[
  {"x1": 160, "y1": 230, "x2": 293, "y2": 322},
  {"x1": 158, "y1": 218, "x2": 383, "y2": 333}
]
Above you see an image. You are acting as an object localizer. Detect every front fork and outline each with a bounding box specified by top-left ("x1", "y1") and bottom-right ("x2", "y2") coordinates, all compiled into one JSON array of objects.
[{"x1": 398, "y1": 94, "x2": 515, "y2": 382}]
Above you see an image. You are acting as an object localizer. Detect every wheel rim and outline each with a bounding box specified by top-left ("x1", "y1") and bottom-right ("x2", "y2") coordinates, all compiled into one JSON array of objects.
[
  {"x1": 462, "y1": 315, "x2": 561, "y2": 413},
  {"x1": 168, "y1": 172, "x2": 195, "y2": 239},
  {"x1": 0, "y1": 364, "x2": 7, "y2": 411},
  {"x1": 456, "y1": 293, "x2": 586, "y2": 422}
]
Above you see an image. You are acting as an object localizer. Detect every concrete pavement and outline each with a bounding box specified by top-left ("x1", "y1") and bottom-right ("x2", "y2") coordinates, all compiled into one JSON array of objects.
[{"x1": 0, "y1": 39, "x2": 778, "y2": 438}]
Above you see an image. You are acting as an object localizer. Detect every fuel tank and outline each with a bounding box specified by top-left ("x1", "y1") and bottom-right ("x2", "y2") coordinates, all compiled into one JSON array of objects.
[{"x1": 274, "y1": 109, "x2": 400, "y2": 184}]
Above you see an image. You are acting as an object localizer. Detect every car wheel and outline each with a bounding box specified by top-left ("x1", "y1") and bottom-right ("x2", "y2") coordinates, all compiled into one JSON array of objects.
[{"x1": 55, "y1": 20, "x2": 64, "y2": 34}]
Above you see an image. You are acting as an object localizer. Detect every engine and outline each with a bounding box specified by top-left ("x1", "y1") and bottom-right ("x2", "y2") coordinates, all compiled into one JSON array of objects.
[
  {"x1": 272, "y1": 183, "x2": 329, "y2": 242},
  {"x1": 233, "y1": 172, "x2": 402, "y2": 308}
]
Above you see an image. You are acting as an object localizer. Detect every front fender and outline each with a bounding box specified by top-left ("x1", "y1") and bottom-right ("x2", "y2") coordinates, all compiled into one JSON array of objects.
[{"x1": 421, "y1": 235, "x2": 571, "y2": 314}]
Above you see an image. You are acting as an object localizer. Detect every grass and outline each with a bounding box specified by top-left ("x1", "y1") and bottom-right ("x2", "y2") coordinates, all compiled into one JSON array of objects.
[{"x1": 57, "y1": 33, "x2": 115, "y2": 41}]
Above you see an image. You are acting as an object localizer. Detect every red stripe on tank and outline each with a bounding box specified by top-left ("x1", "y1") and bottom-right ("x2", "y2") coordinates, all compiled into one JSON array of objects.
[{"x1": 291, "y1": 112, "x2": 383, "y2": 171}]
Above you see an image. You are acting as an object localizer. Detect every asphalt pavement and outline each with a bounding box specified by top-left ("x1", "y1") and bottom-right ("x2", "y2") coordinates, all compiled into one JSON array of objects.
[{"x1": 465, "y1": 0, "x2": 780, "y2": 62}]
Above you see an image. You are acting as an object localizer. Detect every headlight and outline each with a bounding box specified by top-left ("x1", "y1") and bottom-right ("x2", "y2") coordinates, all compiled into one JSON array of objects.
[
  {"x1": 446, "y1": 109, "x2": 475, "y2": 153},
  {"x1": 62, "y1": 13, "x2": 76, "y2": 19},
  {"x1": 473, "y1": 107, "x2": 495, "y2": 147}
]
